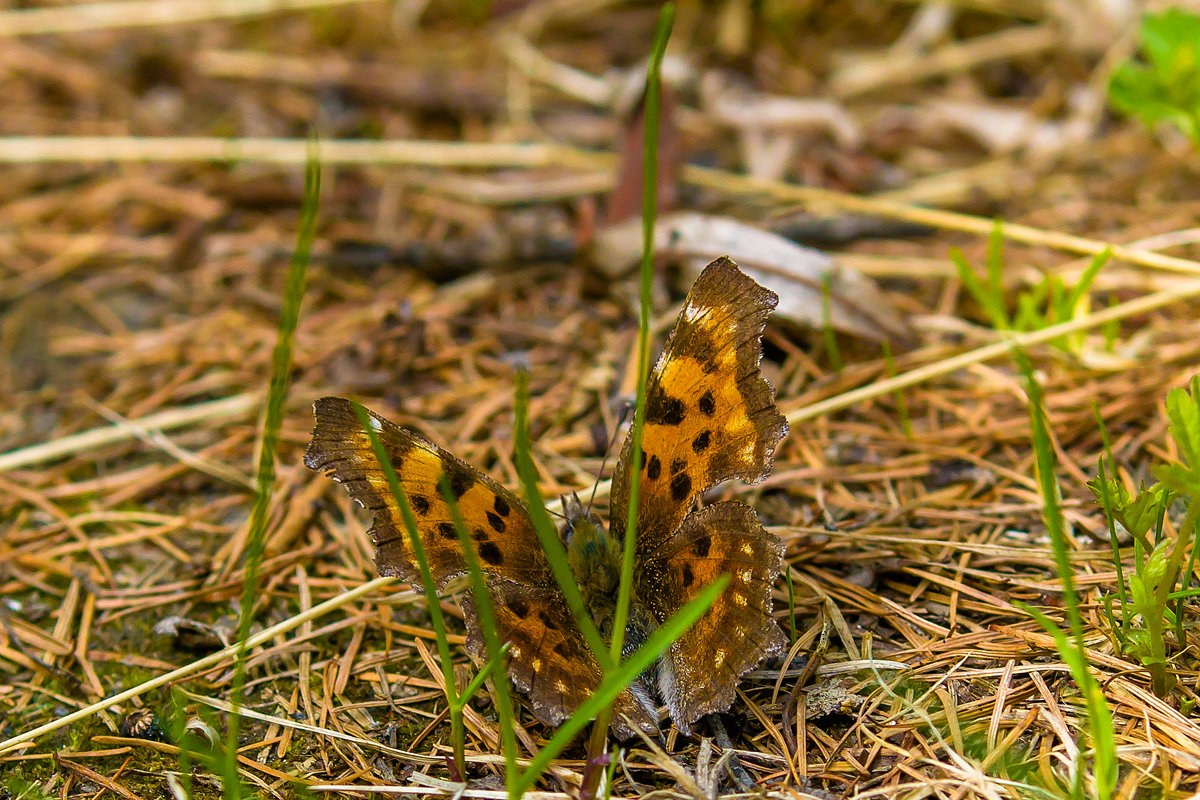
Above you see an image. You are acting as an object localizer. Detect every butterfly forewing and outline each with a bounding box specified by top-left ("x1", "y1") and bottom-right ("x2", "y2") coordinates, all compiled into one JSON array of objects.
[
  {"x1": 609, "y1": 256, "x2": 788, "y2": 554},
  {"x1": 305, "y1": 396, "x2": 556, "y2": 588}
]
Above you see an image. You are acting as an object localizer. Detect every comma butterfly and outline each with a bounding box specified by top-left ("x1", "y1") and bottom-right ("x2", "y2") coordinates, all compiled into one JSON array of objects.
[{"x1": 305, "y1": 256, "x2": 788, "y2": 738}]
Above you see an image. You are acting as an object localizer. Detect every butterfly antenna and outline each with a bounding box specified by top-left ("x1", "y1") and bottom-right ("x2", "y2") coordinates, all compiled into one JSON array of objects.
[{"x1": 586, "y1": 401, "x2": 632, "y2": 517}]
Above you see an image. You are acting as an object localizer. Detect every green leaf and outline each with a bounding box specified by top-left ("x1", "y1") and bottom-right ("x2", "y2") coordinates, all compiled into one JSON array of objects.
[
  {"x1": 1108, "y1": 8, "x2": 1200, "y2": 147},
  {"x1": 1141, "y1": 8, "x2": 1200, "y2": 77},
  {"x1": 1142, "y1": 539, "x2": 1175, "y2": 597},
  {"x1": 1156, "y1": 461, "x2": 1200, "y2": 498},
  {"x1": 1086, "y1": 477, "x2": 1168, "y2": 542},
  {"x1": 1165, "y1": 383, "x2": 1200, "y2": 467}
]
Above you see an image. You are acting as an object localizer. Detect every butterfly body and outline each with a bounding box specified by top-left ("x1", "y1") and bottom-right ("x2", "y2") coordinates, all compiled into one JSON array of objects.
[
  {"x1": 561, "y1": 496, "x2": 623, "y2": 633},
  {"x1": 306, "y1": 257, "x2": 789, "y2": 739}
]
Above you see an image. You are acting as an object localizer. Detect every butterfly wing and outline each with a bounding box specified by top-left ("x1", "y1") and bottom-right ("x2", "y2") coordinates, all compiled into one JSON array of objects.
[
  {"x1": 305, "y1": 396, "x2": 556, "y2": 588},
  {"x1": 635, "y1": 502, "x2": 786, "y2": 731},
  {"x1": 465, "y1": 583, "x2": 659, "y2": 739},
  {"x1": 609, "y1": 256, "x2": 788, "y2": 552},
  {"x1": 306, "y1": 397, "x2": 649, "y2": 735},
  {"x1": 609, "y1": 257, "x2": 789, "y2": 732}
]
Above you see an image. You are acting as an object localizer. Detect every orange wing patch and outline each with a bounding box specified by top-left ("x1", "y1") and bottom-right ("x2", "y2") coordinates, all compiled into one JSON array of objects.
[
  {"x1": 305, "y1": 397, "x2": 554, "y2": 588},
  {"x1": 610, "y1": 257, "x2": 788, "y2": 553}
]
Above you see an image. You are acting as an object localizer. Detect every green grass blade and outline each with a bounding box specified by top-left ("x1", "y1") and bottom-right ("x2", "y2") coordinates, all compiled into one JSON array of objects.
[
  {"x1": 881, "y1": 339, "x2": 912, "y2": 438},
  {"x1": 513, "y1": 575, "x2": 728, "y2": 796},
  {"x1": 1018, "y1": 350, "x2": 1079, "y2": 627},
  {"x1": 820, "y1": 272, "x2": 843, "y2": 372},
  {"x1": 1063, "y1": 247, "x2": 1111, "y2": 314},
  {"x1": 350, "y1": 403, "x2": 457, "y2": 689},
  {"x1": 513, "y1": 370, "x2": 611, "y2": 668},
  {"x1": 785, "y1": 565, "x2": 797, "y2": 643},
  {"x1": 1092, "y1": 404, "x2": 1129, "y2": 636},
  {"x1": 985, "y1": 219, "x2": 1005, "y2": 308},
  {"x1": 439, "y1": 479, "x2": 519, "y2": 790},
  {"x1": 1020, "y1": 602, "x2": 1116, "y2": 799},
  {"x1": 1094, "y1": 459, "x2": 1128, "y2": 644},
  {"x1": 611, "y1": 0, "x2": 674, "y2": 670},
  {"x1": 223, "y1": 146, "x2": 319, "y2": 797},
  {"x1": 950, "y1": 246, "x2": 1008, "y2": 330}
]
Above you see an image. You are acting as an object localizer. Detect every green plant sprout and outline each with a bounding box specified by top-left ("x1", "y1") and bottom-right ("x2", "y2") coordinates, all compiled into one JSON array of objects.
[
  {"x1": 1109, "y1": 7, "x2": 1200, "y2": 148},
  {"x1": 1016, "y1": 352, "x2": 1116, "y2": 800},
  {"x1": 1089, "y1": 376, "x2": 1200, "y2": 698},
  {"x1": 950, "y1": 220, "x2": 1111, "y2": 355}
]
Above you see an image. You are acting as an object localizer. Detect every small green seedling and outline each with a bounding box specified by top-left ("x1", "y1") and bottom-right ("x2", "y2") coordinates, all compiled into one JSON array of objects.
[
  {"x1": 1088, "y1": 377, "x2": 1200, "y2": 698},
  {"x1": 950, "y1": 221, "x2": 1110, "y2": 355},
  {"x1": 1109, "y1": 7, "x2": 1200, "y2": 148}
]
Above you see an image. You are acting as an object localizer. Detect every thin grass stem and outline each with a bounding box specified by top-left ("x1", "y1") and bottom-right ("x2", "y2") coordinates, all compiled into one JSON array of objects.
[{"x1": 222, "y1": 146, "x2": 319, "y2": 797}]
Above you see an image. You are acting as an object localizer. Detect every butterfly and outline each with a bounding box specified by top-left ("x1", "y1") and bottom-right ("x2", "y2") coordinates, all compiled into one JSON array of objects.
[{"x1": 305, "y1": 256, "x2": 789, "y2": 739}]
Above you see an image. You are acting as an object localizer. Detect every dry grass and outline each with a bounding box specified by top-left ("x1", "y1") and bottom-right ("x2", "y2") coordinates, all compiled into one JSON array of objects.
[{"x1": 3, "y1": 1, "x2": 1200, "y2": 798}]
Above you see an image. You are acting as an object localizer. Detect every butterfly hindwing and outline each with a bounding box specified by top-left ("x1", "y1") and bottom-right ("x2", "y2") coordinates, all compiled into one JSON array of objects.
[
  {"x1": 610, "y1": 256, "x2": 788, "y2": 554},
  {"x1": 465, "y1": 582, "x2": 659, "y2": 739},
  {"x1": 305, "y1": 396, "x2": 555, "y2": 588},
  {"x1": 636, "y1": 502, "x2": 786, "y2": 731}
]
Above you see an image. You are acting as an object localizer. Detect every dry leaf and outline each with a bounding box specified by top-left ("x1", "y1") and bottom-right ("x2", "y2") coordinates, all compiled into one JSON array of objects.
[{"x1": 593, "y1": 211, "x2": 913, "y2": 346}]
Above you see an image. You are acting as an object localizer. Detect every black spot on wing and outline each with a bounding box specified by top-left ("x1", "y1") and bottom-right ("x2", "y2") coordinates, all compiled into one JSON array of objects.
[
  {"x1": 487, "y1": 511, "x2": 506, "y2": 532},
  {"x1": 410, "y1": 495, "x2": 431, "y2": 515},
  {"x1": 479, "y1": 541, "x2": 503, "y2": 566},
  {"x1": 670, "y1": 473, "x2": 691, "y2": 502},
  {"x1": 494, "y1": 495, "x2": 510, "y2": 517},
  {"x1": 437, "y1": 522, "x2": 457, "y2": 540},
  {"x1": 691, "y1": 431, "x2": 711, "y2": 454},
  {"x1": 646, "y1": 386, "x2": 686, "y2": 426},
  {"x1": 440, "y1": 455, "x2": 476, "y2": 498},
  {"x1": 646, "y1": 455, "x2": 661, "y2": 480},
  {"x1": 698, "y1": 391, "x2": 716, "y2": 417}
]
